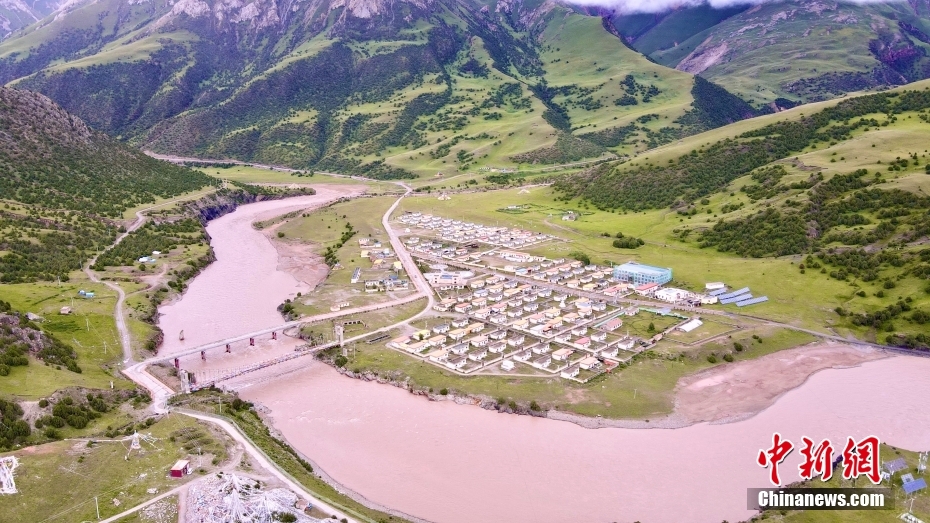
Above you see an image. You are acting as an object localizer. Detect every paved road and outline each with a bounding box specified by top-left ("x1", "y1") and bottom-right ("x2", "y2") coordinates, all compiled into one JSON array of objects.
[{"x1": 109, "y1": 179, "x2": 441, "y2": 523}]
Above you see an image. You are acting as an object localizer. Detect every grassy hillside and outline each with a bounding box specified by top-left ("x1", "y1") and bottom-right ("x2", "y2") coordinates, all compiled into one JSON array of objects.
[
  {"x1": 635, "y1": 1, "x2": 930, "y2": 106},
  {"x1": 0, "y1": 87, "x2": 216, "y2": 284},
  {"x1": 554, "y1": 80, "x2": 930, "y2": 349},
  {"x1": 0, "y1": 86, "x2": 218, "y2": 453},
  {"x1": 610, "y1": 4, "x2": 748, "y2": 57},
  {"x1": 0, "y1": 0, "x2": 760, "y2": 178}
]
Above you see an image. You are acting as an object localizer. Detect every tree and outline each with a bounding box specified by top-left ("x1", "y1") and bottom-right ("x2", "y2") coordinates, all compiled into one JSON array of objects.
[
  {"x1": 647, "y1": 322, "x2": 655, "y2": 333},
  {"x1": 570, "y1": 251, "x2": 591, "y2": 266}
]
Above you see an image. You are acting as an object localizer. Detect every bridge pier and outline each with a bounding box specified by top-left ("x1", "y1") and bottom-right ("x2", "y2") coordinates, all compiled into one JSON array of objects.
[
  {"x1": 201, "y1": 350, "x2": 206, "y2": 361},
  {"x1": 226, "y1": 343, "x2": 231, "y2": 353},
  {"x1": 272, "y1": 331, "x2": 277, "y2": 340},
  {"x1": 249, "y1": 337, "x2": 255, "y2": 346}
]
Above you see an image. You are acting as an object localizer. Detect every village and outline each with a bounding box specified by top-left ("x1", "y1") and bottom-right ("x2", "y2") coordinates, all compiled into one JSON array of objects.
[{"x1": 378, "y1": 212, "x2": 769, "y2": 383}]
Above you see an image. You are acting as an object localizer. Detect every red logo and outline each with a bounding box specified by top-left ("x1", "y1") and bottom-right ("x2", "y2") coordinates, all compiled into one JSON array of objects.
[
  {"x1": 758, "y1": 434, "x2": 881, "y2": 485},
  {"x1": 798, "y1": 437, "x2": 834, "y2": 481},
  {"x1": 841, "y1": 436, "x2": 881, "y2": 484},
  {"x1": 757, "y1": 433, "x2": 794, "y2": 485}
]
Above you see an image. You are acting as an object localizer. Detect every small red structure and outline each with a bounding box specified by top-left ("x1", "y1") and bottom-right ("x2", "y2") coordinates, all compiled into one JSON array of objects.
[
  {"x1": 170, "y1": 459, "x2": 192, "y2": 478},
  {"x1": 249, "y1": 337, "x2": 255, "y2": 346}
]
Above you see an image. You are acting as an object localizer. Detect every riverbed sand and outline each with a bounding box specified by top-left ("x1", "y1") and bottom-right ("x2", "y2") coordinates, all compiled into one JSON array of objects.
[{"x1": 673, "y1": 341, "x2": 887, "y2": 424}]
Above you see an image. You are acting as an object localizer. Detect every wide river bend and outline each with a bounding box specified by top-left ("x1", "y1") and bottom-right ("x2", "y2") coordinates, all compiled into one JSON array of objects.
[{"x1": 159, "y1": 195, "x2": 930, "y2": 523}]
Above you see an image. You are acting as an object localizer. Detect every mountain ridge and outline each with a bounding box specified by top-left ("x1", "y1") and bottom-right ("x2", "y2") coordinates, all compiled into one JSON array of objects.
[
  {"x1": 610, "y1": 0, "x2": 930, "y2": 105},
  {"x1": 0, "y1": 0, "x2": 757, "y2": 177}
]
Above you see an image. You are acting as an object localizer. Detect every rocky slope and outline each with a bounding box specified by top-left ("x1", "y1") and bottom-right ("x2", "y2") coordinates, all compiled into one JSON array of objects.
[{"x1": 0, "y1": 0, "x2": 67, "y2": 39}]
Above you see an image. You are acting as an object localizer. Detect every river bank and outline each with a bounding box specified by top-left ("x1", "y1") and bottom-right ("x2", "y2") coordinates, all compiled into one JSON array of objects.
[
  {"x1": 314, "y1": 340, "x2": 888, "y2": 430},
  {"x1": 155, "y1": 194, "x2": 930, "y2": 523},
  {"x1": 156, "y1": 186, "x2": 365, "y2": 357}
]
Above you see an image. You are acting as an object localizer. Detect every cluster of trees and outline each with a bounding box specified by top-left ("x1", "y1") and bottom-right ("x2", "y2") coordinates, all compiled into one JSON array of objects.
[
  {"x1": 612, "y1": 232, "x2": 644, "y2": 249},
  {"x1": 0, "y1": 212, "x2": 113, "y2": 283},
  {"x1": 323, "y1": 222, "x2": 356, "y2": 267},
  {"x1": 699, "y1": 167, "x2": 930, "y2": 260},
  {"x1": 511, "y1": 133, "x2": 604, "y2": 165},
  {"x1": 742, "y1": 166, "x2": 788, "y2": 200},
  {"x1": 485, "y1": 173, "x2": 525, "y2": 185},
  {"x1": 35, "y1": 394, "x2": 107, "y2": 432},
  {"x1": 0, "y1": 399, "x2": 29, "y2": 449},
  {"x1": 0, "y1": 300, "x2": 81, "y2": 373},
  {"x1": 841, "y1": 300, "x2": 913, "y2": 331},
  {"x1": 93, "y1": 219, "x2": 205, "y2": 269},
  {"x1": 699, "y1": 208, "x2": 810, "y2": 257},
  {"x1": 556, "y1": 88, "x2": 930, "y2": 210},
  {"x1": 614, "y1": 74, "x2": 662, "y2": 106}
]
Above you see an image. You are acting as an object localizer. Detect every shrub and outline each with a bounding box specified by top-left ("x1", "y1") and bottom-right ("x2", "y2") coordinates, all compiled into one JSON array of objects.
[
  {"x1": 723, "y1": 354, "x2": 734, "y2": 362},
  {"x1": 333, "y1": 355, "x2": 348, "y2": 368},
  {"x1": 44, "y1": 428, "x2": 61, "y2": 440},
  {"x1": 733, "y1": 342, "x2": 744, "y2": 352},
  {"x1": 529, "y1": 401, "x2": 540, "y2": 411},
  {"x1": 439, "y1": 388, "x2": 448, "y2": 395},
  {"x1": 38, "y1": 399, "x2": 48, "y2": 408},
  {"x1": 569, "y1": 251, "x2": 591, "y2": 266},
  {"x1": 707, "y1": 355, "x2": 718, "y2": 363}
]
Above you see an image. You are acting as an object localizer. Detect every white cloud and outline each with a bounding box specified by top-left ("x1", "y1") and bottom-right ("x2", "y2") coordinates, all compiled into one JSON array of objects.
[{"x1": 564, "y1": 0, "x2": 901, "y2": 15}]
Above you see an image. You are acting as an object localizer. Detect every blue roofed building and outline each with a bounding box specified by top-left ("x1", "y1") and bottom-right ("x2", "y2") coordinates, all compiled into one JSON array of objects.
[{"x1": 613, "y1": 262, "x2": 672, "y2": 285}]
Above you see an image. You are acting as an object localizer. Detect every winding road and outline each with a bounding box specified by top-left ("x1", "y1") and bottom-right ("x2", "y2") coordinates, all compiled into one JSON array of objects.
[
  {"x1": 95, "y1": 167, "x2": 923, "y2": 522},
  {"x1": 107, "y1": 179, "x2": 436, "y2": 523}
]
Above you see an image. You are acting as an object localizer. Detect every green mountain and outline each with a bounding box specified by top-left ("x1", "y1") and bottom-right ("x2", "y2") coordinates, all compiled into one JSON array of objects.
[
  {"x1": 0, "y1": 0, "x2": 758, "y2": 177},
  {"x1": 0, "y1": 86, "x2": 216, "y2": 283},
  {"x1": 611, "y1": 0, "x2": 930, "y2": 107}
]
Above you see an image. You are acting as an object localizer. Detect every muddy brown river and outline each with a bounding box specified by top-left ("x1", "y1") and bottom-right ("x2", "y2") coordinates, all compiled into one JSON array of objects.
[{"x1": 160, "y1": 195, "x2": 930, "y2": 523}]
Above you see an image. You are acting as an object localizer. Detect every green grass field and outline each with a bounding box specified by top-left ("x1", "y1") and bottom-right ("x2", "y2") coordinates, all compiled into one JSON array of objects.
[
  {"x1": 0, "y1": 280, "x2": 133, "y2": 398},
  {"x1": 394, "y1": 186, "x2": 882, "y2": 334},
  {"x1": 344, "y1": 324, "x2": 814, "y2": 419},
  {"x1": 0, "y1": 415, "x2": 224, "y2": 523}
]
